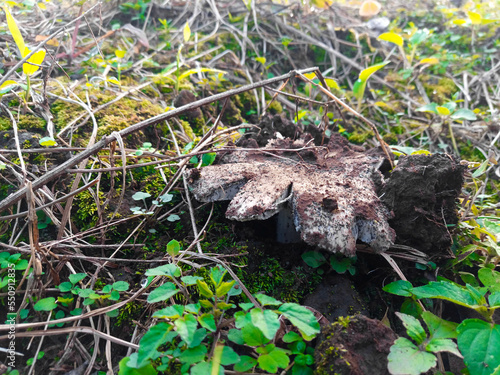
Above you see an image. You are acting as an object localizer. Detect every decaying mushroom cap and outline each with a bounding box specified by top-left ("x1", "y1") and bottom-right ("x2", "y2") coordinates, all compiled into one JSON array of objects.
[{"x1": 187, "y1": 134, "x2": 395, "y2": 256}]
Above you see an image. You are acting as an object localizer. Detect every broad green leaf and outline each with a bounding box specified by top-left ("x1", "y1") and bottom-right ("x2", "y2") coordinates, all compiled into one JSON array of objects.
[
  {"x1": 69, "y1": 273, "x2": 87, "y2": 285},
  {"x1": 388, "y1": 337, "x2": 437, "y2": 375},
  {"x1": 174, "y1": 313, "x2": 199, "y2": 347},
  {"x1": 411, "y1": 281, "x2": 479, "y2": 308},
  {"x1": 488, "y1": 292, "x2": 500, "y2": 307},
  {"x1": 457, "y1": 319, "x2": 500, "y2": 375},
  {"x1": 152, "y1": 304, "x2": 184, "y2": 319},
  {"x1": 257, "y1": 345, "x2": 290, "y2": 373},
  {"x1": 442, "y1": 102, "x2": 456, "y2": 113},
  {"x1": 416, "y1": 103, "x2": 438, "y2": 114},
  {"x1": 468, "y1": 11, "x2": 482, "y2": 25},
  {"x1": 241, "y1": 323, "x2": 269, "y2": 346},
  {"x1": 450, "y1": 108, "x2": 477, "y2": 121},
  {"x1": 23, "y1": 49, "x2": 46, "y2": 76},
  {"x1": 183, "y1": 22, "x2": 191, "y2": 42},
  {"x1": 147, "y1": 282, "x2": 179, "y2": 303},
  {"x1": 255, "y1": 294, "x2": 282, "y2": 306},
  {"x1": 234, "y1": 355, "x2": 257, "y2": 372},
  {"x1": 215, "y1": 280, "x2": 235, "y2": 297},
  {"x1": 113, "y1": 281, "x2": 129, "y2": 291},
  {"x1": 352, "y1": 79, "x2": 366, "y2": 101},
  {"x1": 58, "y1": 281, "x2": 73, "y2": 292},
  {"x1": 378, "y1": 32, "x2": 404, "y2": 47},
  {"x1": 480, "y1": 268, "x2": 500, "y2": 292},
  {"x1": 210, "y1": 265, "x2": 226, "y2": 287},
  {"x1": 137, "y1": 322, "x2": 173, "y2": 365},
  {"x1": 216, "y1": 301, "x2": 235, "y2": 310},
  {"x1": 196, "y1": 280, "x2": 214, "y2": 298},
  {"x1": 228, "y1": 328, "x2": 245, "y2": 345},
  {"x1": 34, "y1": 297, "x2": 57, "y2": 311},
  {"x1": 118, "y1": 356, "x2": 157, "y2": 375},
  {"x1": 145, "y1": 264, "x2": 180, "y2": 277},
  {"x1": 396, "y1": 312, "x2": 427, "y2": 345},
  {"x1": 250, "y1": 308, "x2": 280, "y2": 340},
  {"x1": 178, "y1": 344, "x2": 207, "y2": 364},
  {"x1": 301, "y1": 251, "x2": 326, "y2": 268},
  {"x1": 278, "y1": 303, "x2": 320, "y2": 339},
  {"x1": 466, "y1": 284, "x2": 487, "y2": 305},
  {"x1": 132, "y1": 192, "x2": 151, "y2": 201},
  {"x1": 425, "y1": 338, "x2": 462, "y2": 357},
  {"x1": 201, "y1": 152, "x2": 216, "y2": 167},
  {"x1": 436, "y1": 106, "x2": 451, "y2": 116},
  {"x1": 220, "y1": 346, "x2": 240, "y2": 366},
  {"x1": 198, "y1": 313, "x2": 217, "y2": 332},
  {"x1": 359, "y1": 61, "x2": 390, "y2": 82},
  {"x1": 409, "y1": 29, "x2": 430, "y2": 45},
  {"x1": 180, "y1": 275, "x2": 202, "y2": 286},
  {"x1": 166, "y1": 239, "x2": 180, "y2": 257},
  {"x1": 421, "y1": 311, "x2": 458, "y2": 339},
  {"x1": 39, "y1": 137, "x2": 57, "y2": 147},
  {"x1": 185, "y1": 302, "x2": 201, "y2": 314},
  {"x1": 283, "y1": 331, "x2": 303, "y2": 343},
  {"x1": 4, "y1": 7, "x2": 26, "y2": 56}
]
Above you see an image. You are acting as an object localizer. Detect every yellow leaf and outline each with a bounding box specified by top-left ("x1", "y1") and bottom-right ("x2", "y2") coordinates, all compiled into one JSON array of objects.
[
  {"x1": 115, "y1": 49, "x2": 126, "y2": 59},
  {"x1": 453, "y1": 19, "x2": 467, "y2": 26},
  {"x1": 481, "y1": 18, "x2": 500, "y2": 25},
  {"x1": 0, "y1": 80, "x2": 18, "y2": 90},
  {"x1": 359, "y1": 61, "x2": 389, "y2": 82},
  {"x1": 303, "y1": 72, "x2": 316, "y2": 80},
  {"x1": 419, "y1": 57, "x2": 439, "y2": 65},
  {"x1": 255, "y1": 56, "x2": 266, "y2": 65},
  {"x1": 183, "y1": 22, "x2": 191, "y2": 43},
  {"x1": 411, "y1": 150, "x2": 432, "y2": 155},
  {"x1": 4, "y1": 7, "x2": 26, "y2": 57},
  {"x1": 324, "y1": 78, "x2": 340, "y2": 90},
  {"x1": 177, "y1": 67, "x2": 226, "y2": 81},
  {"x1": 23, "y1": 49, "x2": 46, "y2": 76},
  {"x1": 38, "y1": 2, "x2": 46, "y2": 10},
  {"x1": 467, "y1": 11, "x2": 482, "y2": 25},
  {"x1": 378, "y1": 32, "x2": 404, "y2": 47},
  {"x1": 107, "y1": 77, "x2": 120, "y2": 85},
  {"x1": 435, "y1": 106, "x2": 451, "y2": 116},
  {"x1": 310, "y1": 0, "x2": 333, "y2": 9}
]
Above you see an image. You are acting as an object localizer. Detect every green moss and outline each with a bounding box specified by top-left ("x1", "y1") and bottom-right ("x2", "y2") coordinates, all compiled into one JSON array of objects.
[
  {"x1": 348, "y1": 129, "x2": 373, "y2": 144},
  {"x1": 0, "y1": 115, "x2": 46, "y2": 132},
  {"x1": 74, "y1": 189, "x2": 104, "y2": 230}
]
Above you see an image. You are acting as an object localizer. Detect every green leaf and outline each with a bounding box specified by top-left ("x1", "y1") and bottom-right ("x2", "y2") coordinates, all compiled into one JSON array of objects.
[
  {"x1": 388, "y1": 337, "x2": 437, "y2": 375},
  {"x1": 450, "y1": 108, "x2": 477, "y2": 121},
  {"x1": 69, "y1": 273, "x2": 87, "y2": 284},
  {"x1": 466, "y1": 284, "x2": 487, "y2": 305},
  {"x1": 178, "y1": 344, "x2": 207, "y2": 364},
  {"x1": 416, "y1": 103, "x2": 438, "y2": 114},
  {"x1": 425, "y1": 338, "x2": 462, "y2": 357},
  {"x1": 147, "y1": 282, "x2": 179, "y2": 303},
  {"x1": 132, "y1": 192, "x2": 151, "y2": 201},
  {"x1": 489, "y1": 292, "x2": 500, "y2": 307},
  {"x1": 378, "y1": 32, "x2": 404, "y2": 47},
  {"x1": 457, "y1": 319, "x2": 500, "y2": 375},
  {"x1": 166, "y1": 239, "x2": 180, "y2": 257},
  {"x1": 58, "y1": 282, "x2": 73, "y2": 292},
  {"x1": 215, "y1": 280, "x2": 235, "y2": 298},
  {"x1": 210, "y1": 265, "x2": 226, "y2": 287},
  {"x1": 216, "y1": 301, "x2": 235, "y2": 310},
  {"x1": 198, "y1": 313, "x2": 217, "y2": 332},
  {"x1": 234, "y1": 355, "x2": 257, "y2": 372},
  {"x1": 34, "y1": 297, "x2": 57, "y2": 311},
  {"x1": 185, "y1": 302, "x2": 201, "y2": 314},
  {"x1": 144, "y1": 264, "x2": 181, "y2": 277},
  {"x1": 396, "y1": 312, "x2": 427, "y2": 345},
  {"x1": 257, "y1": 345, "x2": 290, "y2": 373},
  {"x1": 352, "y1": 79, "x2": 367, "y2": 101},
  {"x1": 359, "y1": 61, "x2": 390, "y2": 82},
  {"x1": 383, "y1": 280, "x2": 414, "y2": 297},
  {"x1": 283, "y1": 331, "x2": 302, "y2": 343},
  {"x1": 411, "y1": 281, "x2": 479, "y2": 308},
  {"x1": 201, "y1": 152, "x2": 216, "y2": 167},
  {"x1": 409, "y1": 29, "x2": 430, "y2": 45},
  {"x1": 228, "y1": 328, "x2": 245, "y2": 345},
  {"x1": 110, "y1": 290, "x2": 120, "y2": 301},
  {"x1": 478, "y1": 268, "x2": 500, "y2": 293},
  {"x1": 113, "y1": 281, "x2": 130, "y2": 292},
  {"x1": 256, "y1": 294, "x2": 282, "y2": 306},
  {"x1": 442, "y1": 101, "x2": 457, "y2": 113},
  {"x1": 196, "y1": 280, "x2": 214, "y2": 298},
  {"x1": 191, "y1": 361, "x2": 223, "y2": 375},
  {"x1": 137, "y1": 322, "x2": 173, "y2": 366},
  {"x1": 301, "y1": 251, "x2": 326, "y2": 268},
  {"x1": 250, "y1": 308, "x2": 280, "y2": 340},
  {"x1": 241, "y1": 323, "x2": 270, "y2": 346},
  {"x1": 152, "y1": 304, "x2": 184, "y2": 319},
  {"x1": 278, "y1": 303, "x2": 320, "y2": 339},
  {"x1": 175, "y1": 314, "x2": 199, "y2": 348},
  {"x1": 220, "y1": 345, "x2": 240, "y2": 366},
  {"x1": 421, "y1": 311, "x2": 458, "y2": 339},
  {"x1": 180, "y1": 276, "x2": 203, "y2": 286},
  {"x1": 118, "y1": 357, "x2": 157, "y2": 375}
]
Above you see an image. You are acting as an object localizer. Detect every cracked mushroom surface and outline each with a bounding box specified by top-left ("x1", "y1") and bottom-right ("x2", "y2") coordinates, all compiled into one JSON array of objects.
[{"x1": 187, "y1": 134, "x2": 395, "y2": 256}]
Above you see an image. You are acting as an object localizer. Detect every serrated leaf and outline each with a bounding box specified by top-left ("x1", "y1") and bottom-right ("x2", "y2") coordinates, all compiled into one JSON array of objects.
[
  {"x1": 137, "y1": 322, "x2": 174, "y2": 366},
  {"x1": 378, "y1": 32, "x2": 404, "y2": 47},
  {"x1": 34, "y1": 297, "x2": 57, "y2": 311},
  {"x1": 210, "y1": 265, "x2": 226, "y2": 287},
  {"x1": 196, "y1": 280, "x2": 214, "y2": 298},
  {"x1": 167, "y1": 239, "x2": 180, "y2": 257},
  {"x1": 153, "y1": 304, "x2": 184, "y2": 319},
  {"x1": 147, "y1": 282, "x2": 179, "y2": 303},
  {"x1": 388, "y1": 337, "x2": 437, "y2": 375},
  {"x1": 396, "y1": 312, "x2": 427, "y2": 345},
  {"x1": 479, "y1": 268, "x2": 500, "y2": 293},
  {"x1": 180, "y1": 275, "x2": 203, "y2": 285},
  {"x1": 198, "y1": 313, "x2": 217, "y2": 332},
  {"x1": 145, "y1": 263, "x2": 180, "y2": 277},
  {"x1": 242, "y1": 323, "x2": 269, "y2": 346},
  {"x1": 457, "y1": 319, "x2": 500, "y2": 375},
  {"x1": 183, "y1": 22, "x2": 191, "y2": 42},
  {"x1": 411, "y1": 281, "x2": 479, "y2": 308},
  {"x1": 383, "y1": 280, "x2": 414, "y2": 297},
  {"x1": 257, "y1": 346, "x2": 290, "y2": 373},
  {"x1": 215, "y1": 280, "x2": 235, "y2": 297},
  {"x1": 250, "y1": 308, "x2": 280, "y2": 340},
  {"x1": 278, "y1": 303, "x2": 320, "y2": 339},
  {"x1": 421, "y1": 311, "x2": 458, "y2": 339}
]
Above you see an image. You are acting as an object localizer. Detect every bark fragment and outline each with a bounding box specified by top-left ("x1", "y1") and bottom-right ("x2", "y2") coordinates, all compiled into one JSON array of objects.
[{"x1": 187, "y1": 134, "x2": 395, "y2": 256}]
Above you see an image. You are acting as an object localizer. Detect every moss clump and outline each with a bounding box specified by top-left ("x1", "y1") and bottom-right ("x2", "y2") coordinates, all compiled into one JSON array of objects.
[
  {"x1": 0, "y1": 114, "x2": 46, "y2": 132},
  {"x1": 74, "y1": 189, "x2": 104, "y2": 230},
  {"x1": 348, "y1": 129, "x2": 373, "y2": 144}
]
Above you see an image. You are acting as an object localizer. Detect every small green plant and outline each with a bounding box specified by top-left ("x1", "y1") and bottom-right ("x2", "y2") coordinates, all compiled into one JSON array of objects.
[
  {"x1": 384, "y1": 268, "x2": 500, "y2": 375},
  {"x1": 119, "y1": 264, "x2": 320, "y2": 374},
  {"x1": 352, "y1": 62, "x2": 389, "y2": 111},
  {"x1": 302, "y1": 250, "x2": 357, "y2": 275}
]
